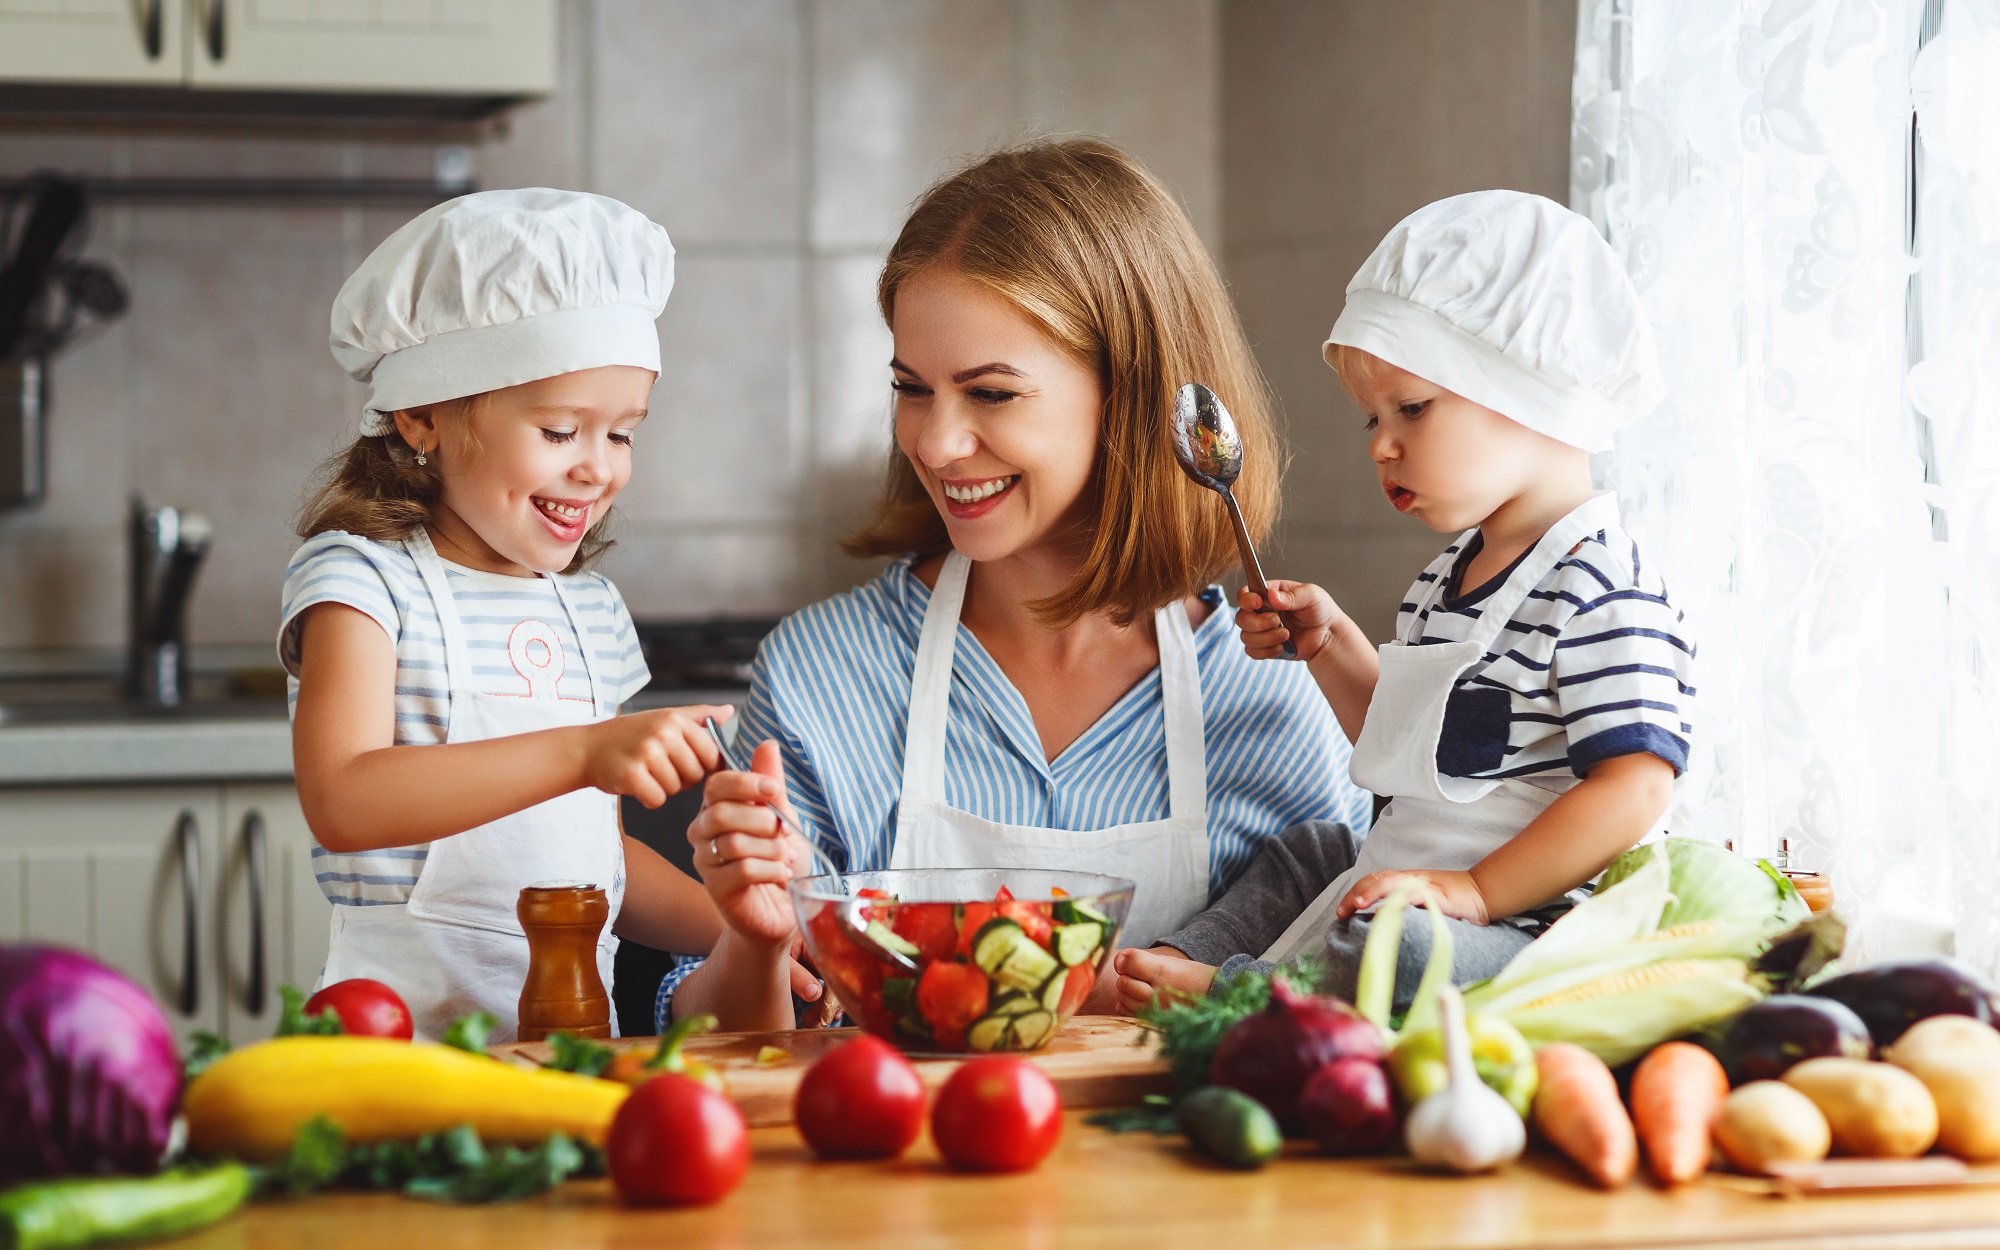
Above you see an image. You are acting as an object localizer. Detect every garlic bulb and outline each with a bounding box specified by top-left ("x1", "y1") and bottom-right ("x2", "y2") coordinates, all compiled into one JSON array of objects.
[{"x1": 1404, "y1": 985, "x2": 1526, "y2": 1173}]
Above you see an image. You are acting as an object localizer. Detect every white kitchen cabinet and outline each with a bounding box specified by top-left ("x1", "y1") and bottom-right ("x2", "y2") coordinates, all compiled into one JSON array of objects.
[
  {"x1": 186, "y1": 0, "x2": 553, "y2": 95},
  {"x1": 0, "y1": 786, "x2": 222, "y2": 1047},
  {"x1": 217, "y1": 782, "x2": 332, "y2": 1042},
  {"x1": 0, "y1": 0, "x2": 186, "y2": 84}
]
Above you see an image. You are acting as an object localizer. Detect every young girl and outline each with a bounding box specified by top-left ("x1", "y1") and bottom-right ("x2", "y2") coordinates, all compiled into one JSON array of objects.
[
  {"x1": 1115, "y1": 190, "x2": 1695, "y2": 1010},
  {"x1": 284, "y1": 188, "x2": 809, "y2": 1041}
]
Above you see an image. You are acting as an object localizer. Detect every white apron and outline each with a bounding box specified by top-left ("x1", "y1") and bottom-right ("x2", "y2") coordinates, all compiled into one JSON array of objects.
[
  {"x1": 889, "y1": 552, "x2": 1210, "y2": 950},
  {"x1": 318, "y1": 530, "x2": 625, "y2": 1042},
  {"x1": 1263, "y1": 494, "x2": 1651, "y2": 963}
]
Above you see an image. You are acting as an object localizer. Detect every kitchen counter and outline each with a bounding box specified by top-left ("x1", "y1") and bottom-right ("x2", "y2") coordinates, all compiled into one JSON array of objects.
[{"x1": 179, "y1": 1113, "x2": 2000, "y2": 1250}]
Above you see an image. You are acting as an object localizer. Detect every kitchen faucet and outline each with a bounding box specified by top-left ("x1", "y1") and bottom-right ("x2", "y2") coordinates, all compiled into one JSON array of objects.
[{"x1": 125, "y1": 494, "x2": 211, "y2": 708}]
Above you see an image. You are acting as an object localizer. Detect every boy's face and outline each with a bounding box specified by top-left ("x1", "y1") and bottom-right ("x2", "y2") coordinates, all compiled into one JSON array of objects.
[
  {"x1": 401, "y1": 365, "x2": 654, "y2": 575},
  {"x1": 1338, "y1": 350, "x2": 1565, "y2": 534}
]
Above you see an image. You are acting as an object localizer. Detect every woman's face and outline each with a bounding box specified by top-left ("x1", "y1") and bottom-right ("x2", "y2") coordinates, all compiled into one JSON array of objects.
[{"x1": 889, "y1": 267, "x2": 1103, "y2": 564}]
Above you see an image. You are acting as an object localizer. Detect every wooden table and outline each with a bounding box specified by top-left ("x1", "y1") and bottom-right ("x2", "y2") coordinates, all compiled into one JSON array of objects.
[{"x1": 175, "y1": 1113, "x2": 2000, "y2": 1250}]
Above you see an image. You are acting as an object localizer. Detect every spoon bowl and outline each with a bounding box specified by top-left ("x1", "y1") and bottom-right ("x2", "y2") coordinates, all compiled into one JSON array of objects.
[{"x1": 1171, "y1": 383, "x2": 1296, "y2": 659}]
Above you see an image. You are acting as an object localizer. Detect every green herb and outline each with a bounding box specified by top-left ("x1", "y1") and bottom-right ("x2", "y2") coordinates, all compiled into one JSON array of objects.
[
  {"x1": 1084, "y1": 1094, "x2": 1179, "y2": 1135},
  {"x1": 274, "y1": 985, "x2": 342, "y2": 1038},
  {"x1": 183, "y1": 1030, "x2": 232, "y2": 1080},
  {"x1": 1137, "y1": 961, "x2": 1317, "y2": 1094},
  {"x1": 256, "y1": 1116, "x2": 597, "y2": 1205},
  {"x1": 541, "y1": 1031, "x2": 616, "y2": 1077},
  {"x1": 440, "y1": 1011, "x2": 499, "y2": 1054}
]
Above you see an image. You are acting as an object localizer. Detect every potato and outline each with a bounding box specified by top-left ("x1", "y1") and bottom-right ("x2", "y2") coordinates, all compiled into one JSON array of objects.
[
  {"x1": 1713, "y1": 1081, "x2": 1831, "y2": 1174},
  {"x1": 1885, "y1": 1014, "x2": 2000, "y2": 1161},
  {"x1": 1783, "y1": 1057, "x2": 1938, "y2": 1158}
]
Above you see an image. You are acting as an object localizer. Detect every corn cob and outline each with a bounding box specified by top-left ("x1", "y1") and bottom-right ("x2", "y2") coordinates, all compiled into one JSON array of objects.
[{"x1": 1515, "y1": 958, "x2": 1750, "y2": 1012}]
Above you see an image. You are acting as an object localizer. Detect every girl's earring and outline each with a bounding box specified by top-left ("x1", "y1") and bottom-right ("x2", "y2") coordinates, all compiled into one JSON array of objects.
[{"x1": 415, "y1": 440, "x2": 428, "y2": 467}]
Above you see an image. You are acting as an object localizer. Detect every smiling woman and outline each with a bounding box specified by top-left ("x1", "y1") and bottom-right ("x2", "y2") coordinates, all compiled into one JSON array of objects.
[{"x1": 661, "y1": 141, "x2": 1374, "y2": 1035}]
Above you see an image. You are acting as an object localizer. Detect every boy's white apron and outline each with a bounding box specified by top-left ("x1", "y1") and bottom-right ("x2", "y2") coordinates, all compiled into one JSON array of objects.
[
  {"x1": 318, "y1": 530, "x2": 624, "y2": 1042},
  {"x1": 890, "y1": 552, "x2": 1210, "y2": 951},
  {"x1": 1263, "y1": 493, "x2": 1641, "y2": 964}
]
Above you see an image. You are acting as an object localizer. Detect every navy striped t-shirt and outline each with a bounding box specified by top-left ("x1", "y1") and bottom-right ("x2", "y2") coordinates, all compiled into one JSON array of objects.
[{"x1": 1405, "y1": 522, "x2": 1694, "y2": 782}]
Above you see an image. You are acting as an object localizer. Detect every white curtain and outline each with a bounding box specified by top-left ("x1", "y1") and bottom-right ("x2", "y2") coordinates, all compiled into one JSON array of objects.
[{"x1": 1573, "y1": 0, "x2": 2000, "y2": 968}]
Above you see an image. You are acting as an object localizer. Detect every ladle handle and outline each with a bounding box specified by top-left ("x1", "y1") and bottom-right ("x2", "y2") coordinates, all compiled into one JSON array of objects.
[{"x1": 1222, "y1": 489, "x2": 1298, "y2": 660}]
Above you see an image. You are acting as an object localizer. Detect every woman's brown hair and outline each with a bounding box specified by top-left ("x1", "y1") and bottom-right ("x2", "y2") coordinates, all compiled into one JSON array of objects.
[
  {"x1": 296, "y1": 396, "x2": 613, "y2": 572},
  {"x1": 845, "y1": 138, "x2": 1280, "y2": 627}
]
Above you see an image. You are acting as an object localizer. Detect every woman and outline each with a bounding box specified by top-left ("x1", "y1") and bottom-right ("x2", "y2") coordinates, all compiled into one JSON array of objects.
[{"x1": 664, "y1": 140, "x2": 1373, "y2": 1031}]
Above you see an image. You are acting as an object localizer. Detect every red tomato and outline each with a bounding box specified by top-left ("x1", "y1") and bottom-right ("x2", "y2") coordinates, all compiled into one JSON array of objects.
[
  {"x1": 891, "y1": 904, "x2": 959, "y2": 963},
  {"x1": 607, "y1": 1073, "x2": 749, "y2": 1206},
  {"x1": 304, "y1": 979, "x2": 413, "y2": 1039},
  {"x1": 997, "y1": 899, "x2": 1054, "y2": 950},
  {"x1": 955, "y1": 902, "x2": 997, "y2": 957},
  {"x1": 794, "y1": 1035, "x2": 926, "y2": 1160},
  {"x1": 1055, "y1": 962, "x2": 1095, "y2": 1016},
  {"x1": 916, "y1": 960, "x2": 989, "y2": 1031},
  {"x1": 930, "y1": 1058, "x2": 1063, "y2": 1173}
]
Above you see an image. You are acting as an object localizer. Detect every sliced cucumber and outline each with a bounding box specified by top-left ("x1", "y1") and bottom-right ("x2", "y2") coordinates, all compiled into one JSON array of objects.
[
  {"x1": 994, "y1": 935, "x2": 1059, "y2": 992},
  {"x1": 971, "y1": 918, "x2": 1026, "y2": 976},
  {"x1": 989, "y1": 991, "x2": 1036, "y2": 1017},
  {"x1": 967, "y1": 1014, "x2": 1013, "y2": 1053},
  {"x1": 1054, "y1": 898, "x2": 1112, "y2": 927},
  {"x1": 1010, "y1": 1010, "x2": 1057, "y2": 1049},
  {"x1": 866, "y1": 920, "x2": 921, "y2": 960},
  {"x1": 1053, "y1": 921, "x2": 1103, "y2": 967},
  {"x1": 1038, "y1": 970, "x2": 1068, "y2": 1012},
  {"x1": 881, "y1": 976, "x2": 917, "y2": 1015}
]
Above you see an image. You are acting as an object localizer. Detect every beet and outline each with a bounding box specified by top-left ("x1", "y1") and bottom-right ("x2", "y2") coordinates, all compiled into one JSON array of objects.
[
  {"x1": 1298, "y1": 1056, "x2": 1398, "y2": 1155},
  {"x1": 1210, "y1": 978, "x2": 1384, "y2": 1133}
]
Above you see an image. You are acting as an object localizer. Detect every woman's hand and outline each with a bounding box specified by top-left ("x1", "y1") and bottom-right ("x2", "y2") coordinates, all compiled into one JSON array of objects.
[
  {"x1": 1336, "y1": 869, "x2": 1490, "y2": 925},
  {"x1": 1237, "y1": 581, "x2": 1346, "y2": 661},
  {"x1": 687, "y1": 739, "x2": 808, "y2": 949},
  {"x1": 585, "y1": 704, "x2": 733, "y2": 807}
]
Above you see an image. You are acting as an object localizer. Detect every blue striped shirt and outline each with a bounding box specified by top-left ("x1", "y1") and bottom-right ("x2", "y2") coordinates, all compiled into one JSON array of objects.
[
  {"x1": 656, "y1": 557, "x2": 1374, "y2": 1026},
  {"x1": 278, "y1": 531, "x2": 651, "y2": 905},
  {"x1": 1408, "y1": 522, "x2": 1695, "y2": 782}
]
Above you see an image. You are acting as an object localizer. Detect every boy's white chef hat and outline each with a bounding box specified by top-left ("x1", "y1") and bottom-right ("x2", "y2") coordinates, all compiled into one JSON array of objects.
[
  {"x1": 1324, "y1": 190, "x2": 1663, "y2": 453},
  {"x1": 330, "y1": 188, "x2": 674, "y2": 436}
]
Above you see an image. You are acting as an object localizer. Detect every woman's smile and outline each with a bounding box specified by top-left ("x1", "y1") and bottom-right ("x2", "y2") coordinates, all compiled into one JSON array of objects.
[{"x1": 939, "y1": 474, "x2": 1020, "y2": 518}]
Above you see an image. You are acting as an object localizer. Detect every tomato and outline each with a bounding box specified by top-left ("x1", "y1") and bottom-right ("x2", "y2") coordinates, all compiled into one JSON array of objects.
[
  {"x1": 997, "y1": 899, "x2": 1054, "y2": 950},
  {"x1": 955, "y1": 902, "x2": 998, "y2": 957},
  {"x1": 1055, "y1": 962, "x2": 1096, "y2": 1016},
  {"x1": 930, "y1": 1057, "x2": 1063, "y2": 1173},
  {"x1": 916, "y1": 960, "x2": 989, "y2": 1031},
  {"x1": 891, "y1": 904, "x2": 959, "y2": 963},
  {"x1": 794, "y1": 1035, "x2": 926, "y2": 1160},
  {"x1": 607, "y1": 1073, "x2": 749, "y2": 1206},
  {"x1": 303, "y1": 979, "x2": 413, "y2": 1039}
]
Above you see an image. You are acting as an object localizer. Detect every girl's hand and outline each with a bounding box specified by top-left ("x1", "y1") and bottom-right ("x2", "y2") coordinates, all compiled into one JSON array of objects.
[
  {"x1": 687, "y1": 738, "x2": 808, "y2": 950},
  {"x1": 1237, "y1": 581, "x2": 1345, "y2": 661},
  {"x1": 1336, "y1": 869, "x2": 1490, "y2": 925},
  {"x1": 586, "y1": 704, "x2": 733, "y2": 807},
  {"x1": 1112, "y1": 946, "x2": 1218, "y2": 1015}
]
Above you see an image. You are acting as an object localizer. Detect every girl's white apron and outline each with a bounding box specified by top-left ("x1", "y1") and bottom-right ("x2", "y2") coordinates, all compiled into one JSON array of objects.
[
  {"x1": 1264, "y1": 494, "x2": 1650, "y2": 963},
  {"x1": 889, "y1": 552, "x2": 1211, "y2": 950},
  {"x1": 317, "y1": 529, "x2": 624, "y2": 1042}
]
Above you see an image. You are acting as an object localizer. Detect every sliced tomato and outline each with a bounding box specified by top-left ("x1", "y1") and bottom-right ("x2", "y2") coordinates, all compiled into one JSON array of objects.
[
  {"x1": 1056, "y1": 962, "x2": 1095, "y2": 1016},
  {"x1": 956, "y1": 901, "x2": 999, "y2": 957},
  {"x1": 998, "y1": 899, "x2": 1054, "y2": 951},
  {"x1": 854, "y1": 886, "x2": 894, "y2": 923},
  {"x1": 916, "y1": 960, "x2": 990, "y2": 1031},
  {"x1": 890, "y1": 903, "x2": 959, "y2": 963},
  {"x1": 931, "y1": 1023, "x2": 967, "y2": 1051}
]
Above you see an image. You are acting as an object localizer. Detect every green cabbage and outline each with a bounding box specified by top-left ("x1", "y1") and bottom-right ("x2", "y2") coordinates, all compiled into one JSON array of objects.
[{"x1": 1597, "y1": 838, "x2": 1807, "y2": 931}]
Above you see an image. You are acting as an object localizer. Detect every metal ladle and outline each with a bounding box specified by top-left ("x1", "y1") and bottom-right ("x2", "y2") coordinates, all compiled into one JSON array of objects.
[{"x1": 1170, "y1": 382, "x2": 1297, "y2": 659}]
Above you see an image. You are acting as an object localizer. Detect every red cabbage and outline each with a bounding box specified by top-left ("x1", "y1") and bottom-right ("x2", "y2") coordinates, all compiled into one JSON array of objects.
[{"x1": 1, "y1": 945, "x2": 181, "y2": 1183}]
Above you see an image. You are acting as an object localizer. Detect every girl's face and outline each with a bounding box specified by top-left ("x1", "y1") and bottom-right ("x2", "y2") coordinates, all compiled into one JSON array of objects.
[
  {"x1": 1340, "y1": 350, "x2": 1556, "y2": 533},
  {"x1": 398, "y1": 365, "x2": 653, "y2": 576},
  {"x1": 889, "y1": 268, "x2": 1102, "y2": 564}
]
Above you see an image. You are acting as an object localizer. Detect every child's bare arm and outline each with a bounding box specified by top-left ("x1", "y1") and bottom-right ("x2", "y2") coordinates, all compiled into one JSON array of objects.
[
  {"x1": 1236, "y1": 582, "x2": 1378, "y2": 741},
  {"x1": 612, "y1": 834, "x2": 723, "y2": 953},
  {"x1": 1337, "y1": 753, "x2": 1676, "y2": 924},
  {"x1": 293, "y1": 602, "x2": 729, "y2": 852}
]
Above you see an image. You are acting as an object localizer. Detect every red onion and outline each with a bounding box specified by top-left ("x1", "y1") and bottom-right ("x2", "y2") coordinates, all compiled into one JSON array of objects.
[
  {"x1": 1, "y1": 945, "x2": 181, "y2": 1182},
  {"x1": 1210, "y1": 978, "x2": 1384, "y2": 1132},
  {"x1": 1298, "y1": 1056, "x2": 1398, "y2": 1155}
]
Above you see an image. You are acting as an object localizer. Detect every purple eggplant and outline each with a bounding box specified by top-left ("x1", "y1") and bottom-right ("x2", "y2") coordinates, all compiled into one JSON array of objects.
[
  {"x1": 1804, "y1": 958, "x2": 1998, "y2": 1047},
  {"x1": 1720, "y1": 995, "x2": 1872, "y2": 1084}
]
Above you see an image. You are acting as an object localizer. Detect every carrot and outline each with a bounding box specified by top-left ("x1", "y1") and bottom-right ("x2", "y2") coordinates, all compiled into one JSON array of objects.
[
  {"x1": 1629, "y1": 1041, "x2": 1729, "y2": 1186},
  {"x1": 1532, "y1": 1042, "x2": 1637, "y2": 1188}
]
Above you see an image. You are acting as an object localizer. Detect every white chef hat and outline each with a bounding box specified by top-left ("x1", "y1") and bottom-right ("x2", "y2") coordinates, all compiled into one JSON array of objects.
[
  {"x1": 330, "y1": 188, "x2": 675, "y2": 436},
  {"x1": 1324, "y1": 190, "x2": 1663, "y2": 453}
]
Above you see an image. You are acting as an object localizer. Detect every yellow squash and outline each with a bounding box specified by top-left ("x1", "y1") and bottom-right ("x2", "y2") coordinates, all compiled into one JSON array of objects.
[{"x1": 183, "y1": 1036, "x2": 630, "y2": 1161}]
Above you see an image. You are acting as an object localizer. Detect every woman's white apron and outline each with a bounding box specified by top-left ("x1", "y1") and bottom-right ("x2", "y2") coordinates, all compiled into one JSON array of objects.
[
  {"x1": 318, "y1": 529, "x2": 624, "y2": 1042},
  {"x1": 1264, "y1": 494, "x2": 1650, "y2": 963},
  {"x1": 889, "y1": 552, "x2": 1210, "y2": 950}
]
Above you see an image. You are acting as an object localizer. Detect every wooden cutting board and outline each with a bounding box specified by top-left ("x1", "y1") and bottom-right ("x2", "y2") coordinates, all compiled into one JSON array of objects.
[{"x1": 491, "y1": 1016, "x2": 1170, "y2": 1127}]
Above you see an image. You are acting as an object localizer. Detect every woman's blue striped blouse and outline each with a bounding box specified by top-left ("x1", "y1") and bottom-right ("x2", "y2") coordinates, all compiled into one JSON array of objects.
[{"x1": 655, "y1": 557, "x2": 1373, "y2": 1026}]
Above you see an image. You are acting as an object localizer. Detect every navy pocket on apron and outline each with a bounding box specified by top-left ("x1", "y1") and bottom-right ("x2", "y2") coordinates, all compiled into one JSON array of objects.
[{"x1": 1434, "y1": 684, "x2": 1512, "y2": 776}]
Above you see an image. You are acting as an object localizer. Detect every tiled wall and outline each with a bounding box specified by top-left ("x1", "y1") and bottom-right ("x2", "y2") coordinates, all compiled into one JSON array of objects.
[
  {"x1": 1223, "y1": 0, "x2": 1578, "y2": 643},
  {"x1": 0, "y1": 0, "x2": 1220, "y2": 650}
]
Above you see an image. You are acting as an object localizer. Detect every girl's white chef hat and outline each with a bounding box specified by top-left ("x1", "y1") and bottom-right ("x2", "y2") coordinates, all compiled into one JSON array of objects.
[
  {"x1": 330, "y1": 188, "x2": 674, "y2": 436},
  {"x1": 1324, "y1": 190, "x2": 1663, "y2": 453}
]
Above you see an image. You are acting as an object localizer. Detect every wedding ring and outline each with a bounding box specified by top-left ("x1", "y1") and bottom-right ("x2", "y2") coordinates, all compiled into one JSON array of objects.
[{"x1": 709, "y1": 836, "x2": 722, "y2": 862}]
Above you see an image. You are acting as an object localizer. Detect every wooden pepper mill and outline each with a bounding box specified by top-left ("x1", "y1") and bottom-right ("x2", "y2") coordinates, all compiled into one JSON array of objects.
[{"x1": 517, "y1": 881, "x2": 611, "y2": 1042}]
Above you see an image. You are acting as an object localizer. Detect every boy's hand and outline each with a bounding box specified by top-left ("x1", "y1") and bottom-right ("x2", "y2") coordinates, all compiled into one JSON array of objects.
[
  {"x1": 687, "y1": 739, "x2": 808, "y2": 949},
  {"x1": 1336, "y1": 869, "x2": 1489, "y2": 925},
  {"x1": 585, "y1": 704, "x2": 732, "y2": 807},
  {"x1": 1237, "y1": 581, "x2": 1345, "y2": 661},
  {"x1": 1111, "y1": 945, "x2": 1219, "y2": 1014}
]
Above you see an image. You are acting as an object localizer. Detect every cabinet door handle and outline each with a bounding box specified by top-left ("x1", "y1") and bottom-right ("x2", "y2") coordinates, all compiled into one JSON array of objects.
[
  {"x1": 203, "y1": 0, "x2": 226, "y2": 62},
  {"x1": 174, "y1": 810, "x2": 199, "y2": 1017},
  {"x1": 141, "y1": 0, "x2": 163, "y2": 59},
  {"x1": 241, "y1": 811, "x2": 267, "y2": 1017}
]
